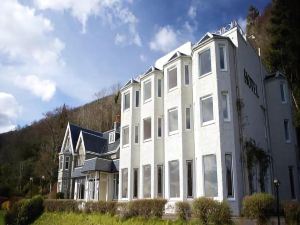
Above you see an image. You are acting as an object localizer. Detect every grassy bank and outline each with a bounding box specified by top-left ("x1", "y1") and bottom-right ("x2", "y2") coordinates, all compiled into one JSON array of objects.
[{"x1": 0, "y1": 211, "x2": 5, "y2": 225}]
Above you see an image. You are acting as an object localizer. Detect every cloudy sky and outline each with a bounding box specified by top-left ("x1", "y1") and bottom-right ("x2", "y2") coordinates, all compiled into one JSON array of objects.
[{"x1": 0, "y1": 0, "x2": 270, "y2": 133}]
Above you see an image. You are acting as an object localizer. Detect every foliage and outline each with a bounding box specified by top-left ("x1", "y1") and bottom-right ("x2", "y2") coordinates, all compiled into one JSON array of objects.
[
  {"x1": 43, "y1": 200, "x2": 80, "y2": 212},
  {"x1": 1, "y1": 201, "x2": 10, "y2": 211},
  {"x1": 0, "y1": 210, "x2": 5, "y2": 225},
  {"x1": 175, "y1": 201, "x2": 191, "y2": 221},
  {"x1": 85, "y1": 201, "x2": 117, "y2": 215},
  {"x1": 242, "y1": 193, "x2": 275, "y2": 225},
  {"x1": 56, "y1": 192, "x2": 64, "y2": 199},
  {"x1": 283, "y1": 201, "x2": 300, "y2": 225},
  {"x1": 192, "y1": 197, "x2": 232, "y2": 225}
]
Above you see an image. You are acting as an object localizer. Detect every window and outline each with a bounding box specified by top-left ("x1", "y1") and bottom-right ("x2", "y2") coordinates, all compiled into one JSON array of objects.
[
  {"x1": 284, "y1": 119, "x2": 291, "y2": 142},
  {"x1": 109, "y1": 132, "x2": 115, "y2": 144},
  {"x1": 158, "y1": 117, "x2": 162, "y2": 137},
  {"x1": 133, "y1": 168, "x2": 138, "y2": 198},
  {"x1": 187, "y1": 160, "x2": 193, "y2": 198},
  {"x1": 59, "y1": 156, "x2": 63, "y2": 170},
  {"x1": 221, "y1": 92, "x2": 230, "y2": 121},
  {"x1": 203, "y1": 154, "x2": 218, "y2": 197},
  {"x1": 158, "y1": 79, "x2": 162, "y2": 97},
  {"x1": 65, "y1": 156, "x2": 70, "y2": 170},
  {"x1": 143, "y1": 165, "x2": 151, "y2": 198},
  {"x1": 168, "y1": 108, "x2": 178, "y2": 133},
  {"x1": 157, "y1": 165, "x2": 163, "y2": 197},
  {"x1": 185, "y1": 65, "x2": 190, "y2": 85},
  {"x1": 169, "y1": 160, "x2": 180, "y2": 198},
  {"x1": 219, "y1": 44, "x2": 227, "y2": 70},
  {"x1": 288, "y1": 166, "x2": 296, "y2": 199},
  {"x1": 134, "y1": 125, "x2": 139, "y2": 144},
  {"x1": 124, "y1": 92, "x2": 130, "y2": 110},
  {"x1": 113, "y1": 174, "x2": 119, "y2": 199},
  {"x1": 186, "y1": 107, "x2": 191, "y2": 129},
  {"x1": 135, "y1": 91, "x2": 140, "y2": 107},
  {"x1": 143, "y1": 118, "x2": 151, "y2": 140},
  {"x1": 225, "y1": 153, "x2": 234, "y2": 197},
  {"x1": 200, "y1": 95, "x2": 214, "y2": 124},
  {"x1": 144, "y1": 80, "x2": 152, "y2": 102},
  {"x1": 168, "y1": 67, "x2": 177, "y2": 90},
  {"x1": 280, "y1": 83, "x2": 287, "y2": 103},
  {"x1": 199, "y1": 49, "x2": 211, "y2": 76},
  {"x1": 122, "y1": 168, "x2": 128, "y2": 198},
  {"x1": 122, "y1": 126, "x2": 129, "y2": 146}
]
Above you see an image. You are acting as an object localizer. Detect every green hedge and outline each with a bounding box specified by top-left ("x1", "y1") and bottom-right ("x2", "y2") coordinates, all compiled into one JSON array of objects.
[
  {"x1": 175, "y1": 201, "x2": 191, "y2": 221},
  {"x1": 43, "y1": 200, "x2": 81, "y2": 212},
  {"x1": 283, "y1": 201, "x2": 300, "y2": 225},
  {"x1": 85, "y1": 201, "x2": 117, "y2": 215}
]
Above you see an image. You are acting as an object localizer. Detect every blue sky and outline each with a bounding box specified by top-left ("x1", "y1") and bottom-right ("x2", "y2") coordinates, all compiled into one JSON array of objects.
[{"x1": 0, "y1": 0, "x2": 270, "y2": 133}]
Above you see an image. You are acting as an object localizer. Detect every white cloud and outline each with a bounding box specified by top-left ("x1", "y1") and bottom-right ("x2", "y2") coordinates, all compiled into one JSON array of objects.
[
  {"x1": 115, "y1": 33, "x2": 126, "y2": 45},
  {"x1": 0, "y1": 92, "x2": 22, "y2": 133},
  {"x1": 188, "y1": 6, "x2": 196, "y2": 19},
  {"x1": 149, "y1": 26, "x2": 179, "y2": 53},
  {"x1": 14, "y1": 75, "x2": 56, "y2": 101},
  {"x1": 139, "y1": 54, "x2": 146, "y2": 62},
  {"x1": 238, "y1": 17, "x2": 247, "y2": 33}
]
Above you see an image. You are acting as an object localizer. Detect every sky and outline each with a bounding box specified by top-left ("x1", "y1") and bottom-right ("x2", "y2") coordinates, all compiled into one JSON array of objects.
[{"x1": 0, "y1": 0, "x2": 270, "y2": 133}]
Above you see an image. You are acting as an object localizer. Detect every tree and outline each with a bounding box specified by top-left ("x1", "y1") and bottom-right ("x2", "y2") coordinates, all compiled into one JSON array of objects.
[{"x1": 246, "y1": 5, "x2": 259, "y2": 35}]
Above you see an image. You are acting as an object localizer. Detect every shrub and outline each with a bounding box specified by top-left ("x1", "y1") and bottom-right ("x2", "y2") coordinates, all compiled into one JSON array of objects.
[
  {"x1": 1, "y1": 200, "x2": 10, "y2": 211},
  {"x1": 242, "y1": 193, "x2": 275, "y2": 225},
  {"x1": 175, "y1": 201, "x2": 191, "y2": 221},
  {"x1": 85, "y1": 201, "x2": 117, "y2": 215},
  {"x1": 56, "y1": 192, "x2": 64, "y2": 199},
  {"x1": 44, "y1": 199, "x2": 80, "y2": 212},
  {"x1": 192, "y1": 197, "x2": 232, "y2": 225},
  {"x1": 283, "y1": 201, "x2": 300, "y2": 225}
]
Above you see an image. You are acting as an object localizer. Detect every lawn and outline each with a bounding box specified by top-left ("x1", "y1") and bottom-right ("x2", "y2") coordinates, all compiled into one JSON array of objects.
[
  {"x1": 33, "y1": 213, "x2": 199, "y2": 225},
  {"x1": 0, "y1": 211, "x2": 5, "y2": 225}
]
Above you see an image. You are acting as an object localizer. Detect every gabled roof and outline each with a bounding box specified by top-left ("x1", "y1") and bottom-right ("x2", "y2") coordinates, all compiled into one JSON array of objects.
[
  {"x1": 265, "y1": 71, "x2": 286, "y2": 81},
  {"x1": 82, "y1": 131, "x2": 108, "y2": 155},
  {"x1": 168, "y1": 51, "x2": 187, "y2": 62},
  {"x1": 194, "y1": 32, "x2": 223, "y2": 47},
  {"x1": 81, "y1": 158, "x2": 119, "y2": 173},
  {"x1": 121, "y1": 78, "x2": 138, "y2": 90},
  {"x1": 144, "y1": 66, "x2": 160, "y2": 75}
]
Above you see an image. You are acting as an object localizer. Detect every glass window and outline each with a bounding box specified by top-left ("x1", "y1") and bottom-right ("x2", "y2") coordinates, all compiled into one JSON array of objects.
[
  {"x1": 122, "y1": 126, "x2": 129, "y2": 146},
  {"x1": 113, "y1": 174, "x2": 119, "y2": 200},
  {"x1": 135, "y1": 91, "x2": 140, "y2": 107},
  {"x1": 133, "y1": 168, "x2": 138, "y2": 198},
  {"x1": 187, "y1": 160, "x2": 193, "y2": 198},
  {"x1": 144, "y1": 80, "x2": 152, "y2": 102},
  {"x1": 124, "y1": 92, "x2": 130, "y2": 110},
  {"x1": 134, "y1": 125, "x2": 139, "y2": 144},
  {"x1": 59, "y1": 156, "x2": 63, "y2": 170},
  {"x1": 122, "y1": 168, "x2": 128, "y2": 198},
  {"x1": 280, "y1": 83, "x2": 287, "y2": 103},
  {"x1": 288, "y1": 166, "x2": 296, "y2": 199},
  {"x1": 203, "y1": 154, "x2": 218, "y2": 197},
  {"x1": 158, "y1": 79, "x2": 162, "y2": 97},
  {"x1": 199, "y1": 49, "x2": 211, "y2": 76},
  {"x1": 186, "y1": 107, "x2": 191, "y2": 129},
  {"x1": 157, "y1": 165, "x2": 163, "y2": 197},
  {"x1": 168, "y1": 67, "x2": 177, "y2": 90},
  {"x1": 219, "y1": 44, "x2": 226, "y2": 70},
  {"x1": 65, "y1": 156, "x2": 70, "y2": 170},
  {"x1": 221, "y1": 92, "x2": 230, "y2": 121},
  {"x1": 185, "y1": 65, "x2": 189, "y2": 85},
  {"x1": 201, "y1": 95, "x2": 214, "y2": 124},
  {"x1": 225, "y1": 153, "x2": 234, "y2": 197},
  {"x1": 143, "y1": 165, "x2": 151, "y2": 198},
  {"x1": 169, "y1": 160, "x2": 180, "y2": 198},
  {"x1": 158, "y1": 117, "x2": 162, "y2": 137},
  {"x1": 284, "y1": 119, "x2": 291, "y2": 142},
  {"x1": 109, "y1": 132, "x2": 115, "y2": 144},
  {"x1": 143, "y1": 118, "x2": 151, "y2": 140},
  {"x1": 168, "y1": 108, "x2": 178, "y2": 133}
]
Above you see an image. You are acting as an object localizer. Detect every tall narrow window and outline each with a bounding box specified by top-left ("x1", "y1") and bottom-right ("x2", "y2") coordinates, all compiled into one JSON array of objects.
[
  {"x1": 168, "y1": 108, "x2": 178, "y2": 133},
  {"x1": 122, "y1": 168, "x2": 128, "y2": 198},
  {"x1": 109, "y1": 132, "x2": 115, "y2": 144},
  {"x1": 158, "y1": 79, "x2": 162, "y2": 97},
  {"x1": 65, "y1": 156, "x2": 70, "y2": 170},
  {"x1": 59, "y1": 156, "x2": 63, "y2": 170},
  {"x1": 187, "y1": 160, "x2": 193, "y2": 198},
  {"x1": 135, "y1": 90, "x2": 140, "y2": 107},
  {"x1": 284, "y1": 119, "x2": 291, "y2": 142},
  {"x1": 200, "y1": 95, "x2": 214, "y2": 124},
  {"x1": 221, "y1": 92, "x2": 230, "y2": 121},
  {"x1": 143, "y1": 118, "x2": 151, "y2": 140},
  {"x1": 157, "y1": 165, "x2": 163, "y2": 197},
  {"x1": 219, "y1": 44, "x2": 227, "y2": 70},
  {"x1": 133, "y1": 168, "x2": 138, "y2": 198},
  {"x1": 225, "y1": 153, "x2": 234, "y2": 197},
  {"x1": 143, "y1": 165, "x2": 151, "y2": 198},
  {"x1": 158, "y1": 118, "x2": 162, "y2": 137},
  {"x1": 186, "y1": 107, "x2": 191, "y2": 129},
  {"x1": 185, "y1": 65, "x2": 190, "y2": 85},
  {"x1": 169, "y1": 160, "x2": 180, "y2": 198},
  {"x1": 168, "y1": 67, "x2": 177, "y2": 90},
  {"x1": 124, "y1": 92, "x2": 130, "y2": 110},
  {"x1": 280, "y1": 83, "x2": 287, "y2": 103},
  {"x1": 134, "y1": 125, "x2": 139, "y2": 144},
  {"x1": 199, "y1": 49, "x2": 211, "y2": 76},
  {"x1": 113, "y1": 174, "x2": 119, "y2": 199},
  {"x1": 203, "y1": 154, "x2": 218, "y2": 197},
  {"x1": 122, "y1": 126, "x2": 129, "y2": 146},
  {"x1": 288, "y1": 166, "x2": 296, "y2": 199},
  {"x1": 144, "y1": 80, "x2": 152, "y2": 102}
]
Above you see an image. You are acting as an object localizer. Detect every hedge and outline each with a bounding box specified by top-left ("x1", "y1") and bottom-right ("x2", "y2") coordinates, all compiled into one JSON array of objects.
[
  {"x1": 85, "y1": 201, "x2": 117, "y2": 215},
  {"x1": 175, "y1": 201, "x2": 191, "y2": 221},
  {"x1": 283, "y1": 201, "x2": 300, "y2": 225},
  {"x1": 43, "y1": 199, "x2": 81, "y2": 212}
]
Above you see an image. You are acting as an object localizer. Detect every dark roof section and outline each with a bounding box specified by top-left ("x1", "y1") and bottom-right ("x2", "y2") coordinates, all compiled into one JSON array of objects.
[
  {"x1": 71, "y1": 167, "x2": 85, "y2": 178},
  {"x1": 144, "y1": 66, "x2": 160, "y2": 75},
  {"x1": 82, "y1": 131, "x2": 108, "y2": 155},
  {"x1": 195, "y1": 32, "x2": 223, "y2": 46},
  {"x1": 265, "y1": 71, "x2": 286, "y2": 81},
  {"x1": 168, "y1": 51, "x2": 187, "y2": 62},
  {"x1": 122, "y1": 78, "x2": 138, "y2": 90},
  {"x1": 81, "y1": 158, "x2": 119, "y2": 173}
]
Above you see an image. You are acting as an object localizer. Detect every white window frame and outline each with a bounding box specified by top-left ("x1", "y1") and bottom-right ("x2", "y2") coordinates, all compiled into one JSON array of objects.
[
  {"x1": 134, "y1": 125, "x2": 139, "y2": 144},
  {"x1": 280, "y1": 82, "x2": 287, "y2": 103},
  {"x1": 219, "y1": 44, "x2": 227, "y2": 71},
  {"x1": 199, "y1": 48, "x2": 212, "y2": 77},
  {"x1": 143, "y1": 164, "x2": 151, "y2": 198},
  {"x1": 121, "y1": 168, "x2": 128, "y2": 199},
  {"x1": 169, "y1": 160, "x2": 180, "y2": 199},
  {"x1": 203, "y1": 154, "x2": 218, "y2": 197},
  {"x1": 168, "y1": 107, "x2": 179, "y2": 135},
  {"x1": 184, "y1": 65, "x2": 190, "y2": 85},
  {"x1": 122, "y1": 126, "x2": 129, "y2": 147},
  {"x1": 221, "y1": 91, "x2": 230, "y2": 122},
  {"x1": 143, "y1": 117, "x2": 152, "y2": 141},
  {"x1": 157, "y1": 165, "x2": 164, "y2": 197},
  {"x1": 157, "y1": 117, "x2": 163, "y2": 138},
  {"x1": 186, "y1": 160, "x2": 193, "y2": 198},
  {"x1": 59, "y1": 155, "x2": 63, "y2": 170},
  {"x1": 168, "y1": 66, "x2": 178, "y2": 91},
  {"x1": 284, "y1": 119, "x2": 291, "y2": 143},
  {"x1": 225, "y1": 153, "x2": 234, "y2": 198},
  {"x1": 109, "y1": 132, "x2": 115, "y2": 144},
  {"x1": 143, "y1": 79, "x2": 152, "y2": 103},
  {"x1": 185, "y1": 107, "x2": 191, "y2": 130},
  {"x1": 157, "y1": 79, "x2": 162, "y2": 97},
  {"x1": 133, "y1": 168, "x2": 139, "y2": 198},
  {"x1": 123, "y1": 92, "x2": 130, "y2": 111},
  {"x1": 200, "y1": 95, "x2": 214, "y2": 126},
  {"x1": 64, "y1": 156, "x2": 70, "y2": 170},
  {"x1": 135, "y1": 90, "x2": 140, "y2": 107}
]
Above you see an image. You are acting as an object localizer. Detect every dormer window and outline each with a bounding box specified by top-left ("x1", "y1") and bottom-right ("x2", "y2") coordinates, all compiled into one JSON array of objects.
[{"x1": 109, "y1": 132, "x2": 115, "y2": 144}]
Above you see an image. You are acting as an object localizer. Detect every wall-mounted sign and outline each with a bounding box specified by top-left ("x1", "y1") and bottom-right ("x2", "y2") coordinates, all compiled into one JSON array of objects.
[{"x1": 244, "y1": 69, "x2": 259, "y2": 98}]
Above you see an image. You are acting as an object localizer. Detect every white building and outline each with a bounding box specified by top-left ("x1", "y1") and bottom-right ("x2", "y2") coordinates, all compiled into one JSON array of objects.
[{"x1": 119, "y1": 21, "x2": 300, "y2": 215}]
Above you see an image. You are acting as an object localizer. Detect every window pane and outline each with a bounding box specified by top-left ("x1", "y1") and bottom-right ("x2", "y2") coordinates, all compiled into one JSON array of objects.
[
  {"x1": 133, "y1": 169, "x2": 138, "y2": 198},
  {"x1": 157, "y1": 165, "x2": 163, "y2": 197},
  {"x1": 124, "y1": 93, "x2": 130, "y2": 110},
  {"x1": 136, "y1": 91, "x2": 140, "y2": 107},
  {"x1": 134, "y1": 125, "x2": 139, "y2": 144},
  {"x1": 284, "y1": 120, "x2": 290, "y2": 141},
  {"x1": 289, "y1": 166, "x2": 296, "y2": 199},
  {"x1": 158, "y1": 79, "x2": 162, "y2": 97},
  {"x1": 222, "y1": 92, "x2": 229, "y2": 120},
  {"x1": 59, "y1": 156, "x2": 63, "y2": 170},
  {"x1": 186, "y1": 108, "x2": 191, "y2": 129},
  {"x1": 185, "y1": 65, "x2": 189, "y2": 85},
  {"x1": 143, "y1": 165, "x2": 151, "y2": 198},
  {"x1": 187, "y1": 161, "x2": 193, "y2": 197},
  {"x1": 143, "y1": 118, "x2": 151, "y2": 140},
  {"x1": 122, "y1": 168, "x2": 128, "y2": 198},
  {"x1": 168, "y1": 108, "x2": 178, "y2": 133},
  {"x1": 225, "y1": 154, "x2": 234, "y2": 197},
  {"x1": 158, "y1": 118, "x2": 162, "y2": 137},
  {"x1": 203, "y1": 155, "x2": 218, "y2": 197},
  {"x1": 201, "y1": 96, "x2": 214, "y2": 123},
  {"x1": 219, "y1": 45, "x2": 225, "y2": 70},
  {"x1": 280, "y1": 83, "x2": 286, "y2": 102},
  {"x1": 65, "y1": 157, "x2": 69, "y2": 170},
  {"x1": 199, "y1": 49, "x2": 211, "y2": 75},
  {"x1": 144, "y1": 81, "x2": 151, "y2": 101},
  {"x1": 168, "y1": 67, "x2": 177, "y2": 90},
  {"x1": 169, "y1": 160, "x2": 180, "y2": 198},
  {"x1": 122, "y1": 127, "x2": 129, "y2": 146}
]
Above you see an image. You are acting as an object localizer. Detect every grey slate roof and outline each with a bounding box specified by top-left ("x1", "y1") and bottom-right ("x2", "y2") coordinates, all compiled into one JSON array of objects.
[
  {"x1": 71, "y1": 167, "x2": 84, "y2": 178},
  {"x1": 81, "y1": 158, "x2": 119, "y2": 173}
]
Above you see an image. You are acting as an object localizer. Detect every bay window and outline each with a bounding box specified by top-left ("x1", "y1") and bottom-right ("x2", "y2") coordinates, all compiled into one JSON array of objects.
[
  {"x1": 203, "y1": 154, "x2": 218, "y2": 197},
  {"x1": 169, "y1": 160, "x2": 180, "y2": 198},
  {"x1": 144, "y1": 80, "x2": 152, "y2": 102},
  {"x1": 168, "y1": 108, "x2": 178, "y2": 133},
  {"x1": 199, "y1": 49, "x2": 211, "y2": 76},
  {"x1": 122, "y1": 168, "x2": 128, "y2": 198},
  {"x1": 200, "y1": 95, "x2": 214, "y2": 124},
  {"x1": 168, "y1": 67, "x2": 177, "y2": 90},
  {"x1": 143, "y1": 118, "x2": 152, "y2": 140},
  {"x1": 143, "y1": 165, "x2": 151, "y2": 198}
]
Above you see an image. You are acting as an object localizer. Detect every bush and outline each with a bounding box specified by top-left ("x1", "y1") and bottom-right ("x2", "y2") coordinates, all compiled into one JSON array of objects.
[
  {"x1": 1, "y1": 200, "x2": 10, "y2": 211},
  {"x1": 283, "y1": 201, "x2": 300, "y2": 225},
  {"x1": 85, "y1": 201, "x2": 117, "y2": 215},
  {"x1": 44, "y1": 199, "x2": 80, "y2": 212},
  {"x1": 242, "y1": 193, "x2": 275, "y2": 225},
  {"x1": 175, "y1": 201, "x2": 191, "y2": 221},
  {"x1": 192, "y1": 197, "x2": 232, "y2": 225},
  {"x1": 5, "y1": 195, "x2": 44, "y2": 225},
  {"x1": 56, "y1": 192, "x2": 64, "y2": 199}
]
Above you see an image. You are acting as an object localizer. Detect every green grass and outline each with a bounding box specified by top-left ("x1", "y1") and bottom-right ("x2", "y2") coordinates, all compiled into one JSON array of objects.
[
  {"x1": 32, "y1": 213, "x2": 200, "y2": 225},
  {"x1": 0, "y1": 210, "x2": 5, "y2": 225}
]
